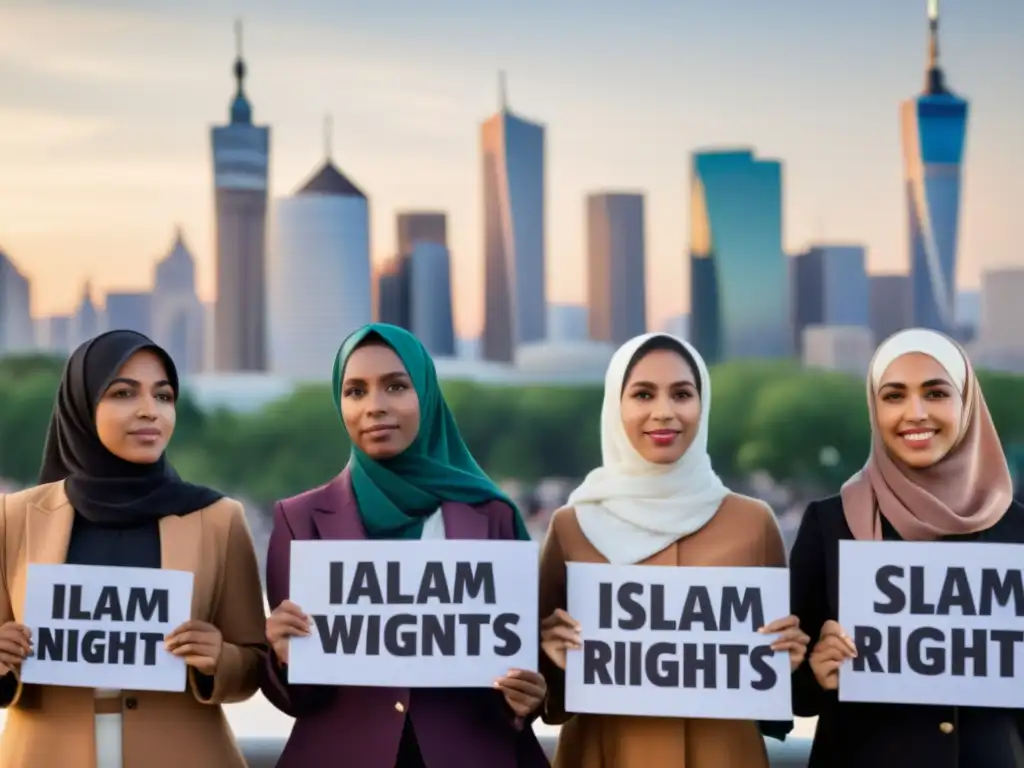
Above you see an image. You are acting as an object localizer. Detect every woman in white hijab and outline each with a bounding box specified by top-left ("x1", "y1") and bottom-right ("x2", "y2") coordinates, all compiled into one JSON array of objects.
[{"x1": 537, "y1": 333, "x2": 809, "y2": 768}]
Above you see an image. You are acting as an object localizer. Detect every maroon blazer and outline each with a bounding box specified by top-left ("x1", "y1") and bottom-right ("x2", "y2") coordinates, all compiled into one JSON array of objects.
[{"x1": 260, "y1": 469, "x2": 549, "y2": 768}]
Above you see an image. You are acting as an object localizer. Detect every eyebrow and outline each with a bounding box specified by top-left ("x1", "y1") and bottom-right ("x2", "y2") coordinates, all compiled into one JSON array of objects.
[
  {"x1": 629, "y1": 379, "x2": 696, "y2": 389},
  {"x1": 878, "y1": 378, "x2": 951, "y2": 391},
  {"x1": 106, "y1": 377, "x2": 172, "y2": 389},
  {"x1": 343, "y1": 371, "x2": 409, "y2": 386}
]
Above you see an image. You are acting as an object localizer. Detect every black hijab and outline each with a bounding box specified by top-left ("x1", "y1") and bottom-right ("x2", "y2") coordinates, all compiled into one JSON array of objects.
[{"x1": 38, "y1": 329, "x2": 224, "y2": 525}]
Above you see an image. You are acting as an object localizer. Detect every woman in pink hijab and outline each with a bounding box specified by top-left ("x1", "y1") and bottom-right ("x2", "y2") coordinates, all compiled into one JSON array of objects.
[{"x1": 789, "y1": 328, "x2": 1022, "y2": 768}]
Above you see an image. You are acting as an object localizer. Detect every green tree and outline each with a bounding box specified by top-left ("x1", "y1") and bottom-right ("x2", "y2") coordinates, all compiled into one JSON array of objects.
[
  {"x1": 0, "y1": 372, "x2": 61, "y2": 484},
  {"x1": 738, "y1": 369, "x2": 870, "y2": 491},
  {"x1": 705, "y1": 360, "x2": 803, "y2": 478}
]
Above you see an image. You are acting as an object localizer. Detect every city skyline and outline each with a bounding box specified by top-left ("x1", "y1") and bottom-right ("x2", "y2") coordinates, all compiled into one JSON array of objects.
[{"x1": 0, "y1": 0, "x2": 1022, "y2": 337}]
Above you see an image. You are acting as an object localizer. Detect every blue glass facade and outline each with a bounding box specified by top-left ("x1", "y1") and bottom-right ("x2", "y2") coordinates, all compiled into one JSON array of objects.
[
  {"x1": 904, "y1": 93, "x2": 968, "y2": 333},
  {"x1": 688, "y1": 150, "x2": 791, "y2": 363}
]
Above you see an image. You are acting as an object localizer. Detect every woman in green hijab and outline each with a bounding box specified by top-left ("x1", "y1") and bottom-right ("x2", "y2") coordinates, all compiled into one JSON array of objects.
[{"x1": 260, "y1": 324, "x2": 550, "y2": 768}]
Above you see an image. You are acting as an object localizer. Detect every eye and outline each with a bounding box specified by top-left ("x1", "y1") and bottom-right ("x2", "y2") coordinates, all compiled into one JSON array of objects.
[
  {"x1": 925, "y1": 389, "x2": 949, "y2": 399},
  {"x1": 387, "y1": 382, "x2": 408, "y2": 393},
  {"x1": 156, "y1": 392, "x2": 175, "y2": 403},
  {"x1": 674, "y1": 390, "x2": 693, "y2": 400},
  {"x1": 343, "y1": 387, "x2": 364, "y2": 398},
  {"x1": 632, "y1": 391, "x2": 652, "y2": 400},
  {"x1": 109, "y1": 389, "x2": 133, "y2": 399},
  {"x1": 882, "y1": 392, "x2": 903, "y2": 402}
]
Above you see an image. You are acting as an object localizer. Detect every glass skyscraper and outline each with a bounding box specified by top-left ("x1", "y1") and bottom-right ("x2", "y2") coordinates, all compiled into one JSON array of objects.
[
  {"x1": 689, "y1": 149, "x2": 791, "y2": 363},
  {"x1": 902, "y1": 0, "x2": 968, "y2": 333},
  {"x1": 480, "y1": 73, "x2": 546, "y2": 363}
]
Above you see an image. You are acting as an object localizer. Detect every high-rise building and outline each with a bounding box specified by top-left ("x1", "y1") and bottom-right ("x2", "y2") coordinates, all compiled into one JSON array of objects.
[
  {"x1": 409, "y1": 242, "x2": 456, "y2": 357},
  {"x1": 71, "y1": 281, "x2": 101, "y2": 347},
  {"x1": 902, "y1": 0, "x2": 968, "y2": 333},
  {"x1": 547, "y1": 304, "x2": 589, "y2": 343},
  {"x1": 480, "y1": 73, "x2": 546, "y2": 362},
  {"x1": 397, "y1": 212, "x2": 447, "y2": 255},
  {"x1": 792, "y1": 244, "x2": 869, "y2": 353},
  {"x1": 974, "y1": 268, "x2": 1024, "y2": 372},
  {"x1": 267, "y1": 131, "x2": 371, "y2": 381},
  {"x1": 374, "y1": 211, "x2": 455, "y2": 356},
  {"x1": 105, "y1": 291, "x2": 152, "y2": 336},
  {"x1": 152, "y1": 227, "x2": 205, "y2": 373},
  {"x1": 0, "y1": 249, "x2": 33, "y2": 353},
  {"x1": 210, "y1": 21, "x2": 270, "y2": 372},
  {"x1": 688, "y1": 149, "x2": 790, "y2": 363},
  {"x1": 586, "y1": 192, "x2": 646, "y2": 345},
  {"x1": 868, "y1": 274, "x2": 912, "y2": 345}
]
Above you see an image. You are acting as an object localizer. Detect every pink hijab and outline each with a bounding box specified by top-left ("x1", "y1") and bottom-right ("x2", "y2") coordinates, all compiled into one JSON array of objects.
[{"x1": 841, "y1": 328, "x2": 1013, "y2": 541}]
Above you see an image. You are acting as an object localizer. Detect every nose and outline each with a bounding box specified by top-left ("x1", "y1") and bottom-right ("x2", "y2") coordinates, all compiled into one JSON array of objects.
[
  {"x1": 651, "y1": 393, "x2": 674, "y2": 421},
  {"x1": 366, "y1": 387, "x2": 388, "y2": 416},
  {"x1": 136, "y1": 394, "x2": 158, "y2": 420},
  {"x1": 905, "y1": 394, "x2": 928, "y2": 421}
]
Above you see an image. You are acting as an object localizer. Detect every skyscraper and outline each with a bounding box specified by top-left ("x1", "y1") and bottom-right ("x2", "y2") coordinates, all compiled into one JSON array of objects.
[
  {"x1": 0, "y1": 249, "x2": 33, "y2": 353},
  {"x1": 586, "y1": 192, "x2": 646, "y2": 345},
  {"x1": 688, "y1": 149, "x2": 790, "y2": 363},
  {"x1": 374, "y1": 212, "x2": 455, "y2": 356},
  {"x1": 210, "y1": 21, "x2": 270, "y2": 371},
  {"x1": 902, "y1": 0, "x2": 968, "y2": 333},
  {"x1": 480, "y1": 73, "x2": 546, "y2": 363},
  {"x1": 792, "y1": 244, "x2": 869, "y2": 353},
  {"x1": 152, "y1": 228, "x2": 205, "y2": 373},
  {"x1": 267, "y1": 122, "x2": 371, "y2": 380}
]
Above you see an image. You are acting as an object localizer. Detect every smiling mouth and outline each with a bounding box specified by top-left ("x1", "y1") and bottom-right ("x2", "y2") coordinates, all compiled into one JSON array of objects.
[
  {"x1": 900, "y1": 429, "x2": 936, "y2": 445},
  {"x1": 363, "y1": 425, "x2": 398, "y2": 436}
]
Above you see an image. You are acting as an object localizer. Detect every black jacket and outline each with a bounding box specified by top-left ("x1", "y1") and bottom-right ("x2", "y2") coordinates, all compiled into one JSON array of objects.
[{"x1": 790, "y1": 494, "x2": 1024, "y2": 768}]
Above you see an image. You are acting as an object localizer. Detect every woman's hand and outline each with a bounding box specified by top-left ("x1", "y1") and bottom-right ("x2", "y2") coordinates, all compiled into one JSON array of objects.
[
  {"x1": 759, "y1": 614, "x2": 811, "y2": 672},
  {"x1": 808, "y1": 620, "x2": 857, "y2": 690},
  {"x1": 0, "y1": 622, "x2": 32, "y2": 675},
  {"x1": 265, "y1": 600, "x2": 311, "y2": 666},
  {"x1": 494, "y1": 669, "x2": 546, "y2": 718},
  {"x1": 165, "y1": 620, "x2": 224, "y2": 676},
  {"x1": 540, "y1": 608, "x2": 581, "y2": 670}
]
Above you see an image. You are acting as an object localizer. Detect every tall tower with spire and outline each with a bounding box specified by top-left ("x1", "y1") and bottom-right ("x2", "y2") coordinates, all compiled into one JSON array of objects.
[
  {"x1": 901, "y1": 0, "x2": 968, "y2": 334},
  {"x1": 479, "y1": 71, "x2": 547, "y2": 362},
  {"x1": 210, "y1": 20, "x2": 271, "y2": 371}
]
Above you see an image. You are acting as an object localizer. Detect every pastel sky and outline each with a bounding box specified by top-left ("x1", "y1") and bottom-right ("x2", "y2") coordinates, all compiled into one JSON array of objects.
[{"x1": 0, "y1": 0, "x2": 1022, "y2": 336}]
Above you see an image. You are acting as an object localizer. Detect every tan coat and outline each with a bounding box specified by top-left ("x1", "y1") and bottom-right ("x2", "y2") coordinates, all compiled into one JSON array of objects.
[
  {"x1": 539, "y1": 494, "x2": 788, "y2": 768},
  {"x1": 0, "y1": 481, "x2": 267, "y2": 768}
]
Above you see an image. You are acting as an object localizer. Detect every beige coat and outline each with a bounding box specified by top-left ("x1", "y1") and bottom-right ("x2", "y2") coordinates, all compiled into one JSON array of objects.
[
  {"x1": 539, "y1": 494, "x2": 788, "y2": 768},
  {"x1": 0, "y1": 481, "x2": 267, "y2": 768}
]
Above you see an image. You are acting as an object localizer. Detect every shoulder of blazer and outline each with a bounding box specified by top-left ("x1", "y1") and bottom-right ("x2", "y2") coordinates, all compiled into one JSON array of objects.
[
  {"x1": 201, "y1": 496, "x2": 247, "y2": 526},
  {"x1": 1, "y1": 481, "x2": 66, "y2": 517},
  {"x1": 719, "y1": 492, "x2": 775, "y2": 521}
]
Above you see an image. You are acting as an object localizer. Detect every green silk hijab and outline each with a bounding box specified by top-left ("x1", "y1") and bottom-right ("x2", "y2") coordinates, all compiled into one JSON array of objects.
[{"x1": 332, "y1": 323, "x2": 531, "y2": 541}]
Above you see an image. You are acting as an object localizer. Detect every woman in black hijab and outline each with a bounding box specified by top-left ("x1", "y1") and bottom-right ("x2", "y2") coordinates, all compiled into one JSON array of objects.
[{"x1": 0, "y1": 330, "x2": 266, "y2": 768}]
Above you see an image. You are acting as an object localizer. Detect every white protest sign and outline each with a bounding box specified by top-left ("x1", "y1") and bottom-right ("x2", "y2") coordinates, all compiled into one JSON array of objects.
[
  {"x1": 287, "y1": 539, "x2": 539, "y2": 687},
  {"x1": 565, "y1": 563, "x2": 792, "y2": 720},
  {"x1": 21, "y1": 564, "x2": 194, "y2": 691},
  {"x1": 839, "y1": 540, "x2": 1024, "y2": 708}
]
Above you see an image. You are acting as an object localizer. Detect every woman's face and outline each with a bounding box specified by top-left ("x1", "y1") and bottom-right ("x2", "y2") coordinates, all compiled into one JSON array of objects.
[
  {"x1": 94, "y1": 349, "x2": 176, "y2": 464},
  {"x1": 875, "y1": 352, "x2": 964, "y2": 469},
  {"x1": 620, "y1": 348, "x2": 701, "y2": 465},
  {"x1": 340, "y1": 343, "x2": 420, "y2": 459}
]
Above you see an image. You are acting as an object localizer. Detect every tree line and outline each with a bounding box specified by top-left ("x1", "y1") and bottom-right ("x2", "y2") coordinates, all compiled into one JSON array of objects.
[{"x1": 3, "y1": 354, "x2": 1024, "y2": 507}]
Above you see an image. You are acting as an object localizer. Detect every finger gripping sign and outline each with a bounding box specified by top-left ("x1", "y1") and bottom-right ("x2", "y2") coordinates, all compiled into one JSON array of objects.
[
  {"x1": 839, "y1": 540, "x2": 1024, "y2": 707},
  {"x1": 564, "y1": 563, "x2": 792, "y2": 720},
  {"x1": 20, "y1": 564, "x2": 194, "y2": 691},
  {"x1": 287, "y1": 539, "x2": 539, "y2": 687}
]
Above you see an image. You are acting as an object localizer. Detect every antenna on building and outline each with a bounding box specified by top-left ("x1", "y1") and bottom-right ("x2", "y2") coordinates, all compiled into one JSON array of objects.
[
  {"x1": 232, "y1": 19, "x2": 246, "y2": 93},
  {"x1": 324, "y1": 114, "x2": 333, "y2": 161},
  {"x1": 498, "y1": 70, "x2": 508, "y2": 112},
  {"x1": 927, "y1": 0, "x2": 940, "y2": 67}
]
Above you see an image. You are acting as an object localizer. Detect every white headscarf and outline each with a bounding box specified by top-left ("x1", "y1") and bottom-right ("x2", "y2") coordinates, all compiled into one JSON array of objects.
[{"x1": 568, "y1": 332, "x2": 730, "y2": 565}]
